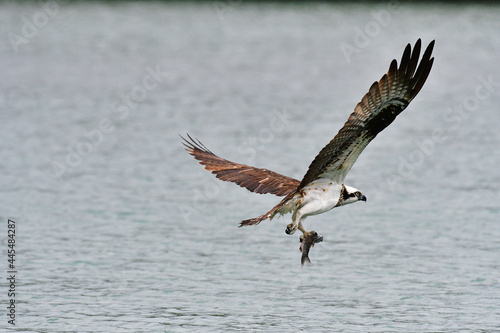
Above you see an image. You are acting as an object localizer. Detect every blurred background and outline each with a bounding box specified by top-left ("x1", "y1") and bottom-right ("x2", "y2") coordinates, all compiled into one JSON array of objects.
[{"x1": 1, "y1": 1, "x2": 499, "y2": 332}]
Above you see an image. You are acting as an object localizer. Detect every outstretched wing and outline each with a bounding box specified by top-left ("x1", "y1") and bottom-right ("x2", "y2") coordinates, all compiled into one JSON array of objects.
[
  {"x1": 299, "y1": 39, "x2": 435, "y2": 189},
  {"x1": 182, "y1": 134, "x2": 300, "y2": 196}
]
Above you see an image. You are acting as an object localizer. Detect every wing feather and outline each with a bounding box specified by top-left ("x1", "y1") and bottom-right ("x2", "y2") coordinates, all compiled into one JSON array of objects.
[
  {"x1": 406, "y1": 40, "x2": 421, "y2": 77},
  {"x1": 298, "y1": 39, "x2": 434, "y2": 189},
  {"x1": 181, "y1": 134, "x2": 300, "y2": 196}
]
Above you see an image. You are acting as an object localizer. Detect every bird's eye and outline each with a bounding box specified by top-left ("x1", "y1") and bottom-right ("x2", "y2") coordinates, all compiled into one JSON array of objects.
[{"x1": 355, "y1": 191, "x2": 361, "y2": 196}]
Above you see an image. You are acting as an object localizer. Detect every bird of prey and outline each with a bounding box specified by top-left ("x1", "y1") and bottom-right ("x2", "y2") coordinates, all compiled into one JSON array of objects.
[{"x1": 182, "y1": 39, "x2": 434, "y2": 263}]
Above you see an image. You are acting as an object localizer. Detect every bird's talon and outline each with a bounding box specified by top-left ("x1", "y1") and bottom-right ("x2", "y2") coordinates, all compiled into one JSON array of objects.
[{"x1": 285, "y1": 223, "x2": 297, "y2": 235}]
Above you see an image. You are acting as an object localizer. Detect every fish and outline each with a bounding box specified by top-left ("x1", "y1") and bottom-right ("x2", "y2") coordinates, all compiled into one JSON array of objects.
[{"x1": 299, "y1": 231, "x2": 323, "y2": 265}]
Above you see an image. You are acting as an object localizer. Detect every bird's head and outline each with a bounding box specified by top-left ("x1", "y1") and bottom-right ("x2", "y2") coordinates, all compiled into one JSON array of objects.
[{"x1": 339, "y1": 185, "x2": 367, "y2": 206}]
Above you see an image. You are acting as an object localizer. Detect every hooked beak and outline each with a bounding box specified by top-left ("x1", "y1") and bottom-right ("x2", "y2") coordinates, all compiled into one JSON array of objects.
[{"x1": 359, "y1": 194, "x2": 367, "y2": 202}]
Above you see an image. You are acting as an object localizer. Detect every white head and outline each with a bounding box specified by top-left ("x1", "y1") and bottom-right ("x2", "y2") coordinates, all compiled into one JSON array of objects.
[{"x1": 338, "y1": 185, "x2": 367, "y2": 207}]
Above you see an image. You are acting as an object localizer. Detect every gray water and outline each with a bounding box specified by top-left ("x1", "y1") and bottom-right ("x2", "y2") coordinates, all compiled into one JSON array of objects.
[{"x1": 1, "y1": 2, "x2": 499, "y2": 332}]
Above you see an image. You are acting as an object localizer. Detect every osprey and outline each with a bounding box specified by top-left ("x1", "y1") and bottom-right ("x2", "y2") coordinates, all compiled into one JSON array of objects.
[{"x1": 182, "y1": 39, "x2": 434, "y2": 263}]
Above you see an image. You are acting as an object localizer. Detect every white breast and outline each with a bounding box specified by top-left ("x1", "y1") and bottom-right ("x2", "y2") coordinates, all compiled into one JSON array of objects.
[{"x1": 299, "y1": 181, "x2": 343, "y2": 217}]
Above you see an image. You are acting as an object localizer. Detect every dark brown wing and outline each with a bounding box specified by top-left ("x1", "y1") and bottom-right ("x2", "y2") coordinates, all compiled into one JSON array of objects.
[
  {"x1": 299, "y1": 39, "x2": 435, "y2": 189},
  {"x1": 181, "y1": 134, "x2": 300, "y2": 196}
]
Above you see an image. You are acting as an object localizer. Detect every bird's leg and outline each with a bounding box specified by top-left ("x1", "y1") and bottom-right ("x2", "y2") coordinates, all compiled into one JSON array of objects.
[
  {"x1": 285, "y1": 212, "x2": 301, "y2": 235},
  {"x1": 298, "y1": 221, "x2": 308, "y2": 235},
  {"x1": 298, "y1": 222, "x2": 312, "y2": 244}
]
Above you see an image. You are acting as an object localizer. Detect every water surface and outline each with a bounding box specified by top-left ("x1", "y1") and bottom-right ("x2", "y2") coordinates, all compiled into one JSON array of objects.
[{"x1": 1, "y1": 2, "x2": 499, "y2": 332}]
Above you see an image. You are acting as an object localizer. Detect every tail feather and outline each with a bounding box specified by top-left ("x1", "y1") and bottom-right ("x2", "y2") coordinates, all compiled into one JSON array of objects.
[
  {"x1": 239, "y1": 192, "x2": 297, "y2": 227},
  {"x1": 239, "y1": 212, "x2": 273, "y2": 227}
]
